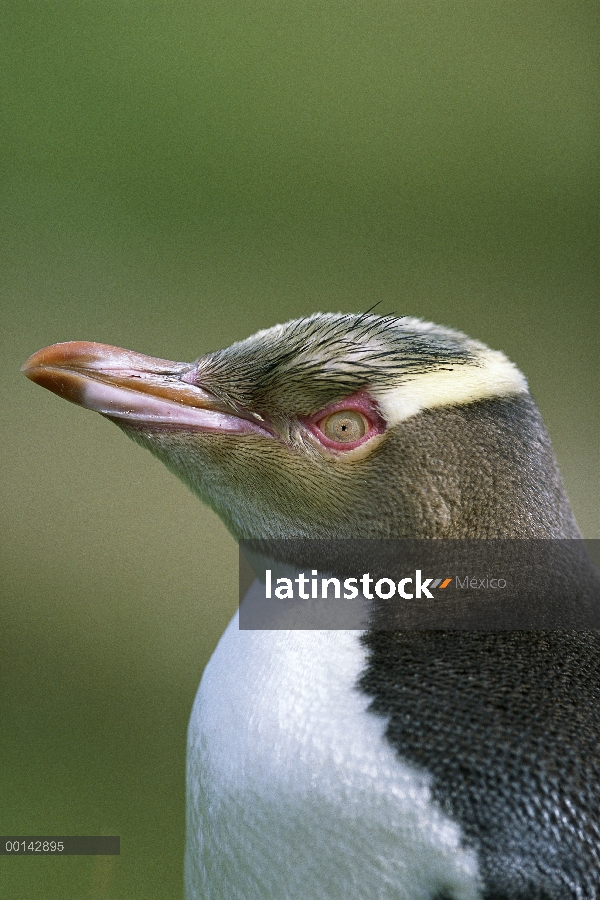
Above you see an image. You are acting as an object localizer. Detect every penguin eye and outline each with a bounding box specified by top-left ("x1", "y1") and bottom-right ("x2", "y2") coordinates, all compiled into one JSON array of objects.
[
  {"x1": 319, "y1": 410, "x2": 368, "y2": 443},
  {"x1": 304, "y1": 392, "x2": 386, "y2": 453}
]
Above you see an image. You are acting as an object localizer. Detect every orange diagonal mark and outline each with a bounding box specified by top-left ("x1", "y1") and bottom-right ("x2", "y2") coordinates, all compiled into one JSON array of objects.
[{"x1": 439, "y1": 578, "x2": 452, "y2": 589}]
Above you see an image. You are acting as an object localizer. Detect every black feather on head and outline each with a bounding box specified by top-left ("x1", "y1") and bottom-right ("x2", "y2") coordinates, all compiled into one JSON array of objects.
[{"x1": 192, "y1": 313, "x2": 477, "y2": 418}]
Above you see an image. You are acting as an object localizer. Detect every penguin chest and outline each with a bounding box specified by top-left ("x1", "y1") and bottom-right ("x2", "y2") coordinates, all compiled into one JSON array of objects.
[{"x1": 184, "y1": 613, "x2": 481, "y2": 900}]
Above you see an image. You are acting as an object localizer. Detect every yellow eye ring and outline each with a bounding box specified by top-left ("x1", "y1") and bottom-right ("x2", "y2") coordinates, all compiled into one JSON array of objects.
[{"x1": 319, "y1": 410, "x2": 369, "y2": 444}]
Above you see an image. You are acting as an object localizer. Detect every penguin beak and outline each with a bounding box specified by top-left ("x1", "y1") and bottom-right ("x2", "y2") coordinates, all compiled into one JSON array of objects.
[{"x1": 21, "y1": 341, "x2": 270, "y2": 435}]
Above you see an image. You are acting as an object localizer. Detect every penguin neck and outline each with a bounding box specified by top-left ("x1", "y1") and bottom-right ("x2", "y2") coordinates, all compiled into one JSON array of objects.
[{"x1": 367, "y1": 394, "x2": 581, "y2": 539}]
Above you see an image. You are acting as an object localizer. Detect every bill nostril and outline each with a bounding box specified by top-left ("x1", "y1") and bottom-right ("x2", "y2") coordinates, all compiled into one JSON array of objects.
[{"x1": 180, "y1": 368, "x2": 199, "y2": 386}]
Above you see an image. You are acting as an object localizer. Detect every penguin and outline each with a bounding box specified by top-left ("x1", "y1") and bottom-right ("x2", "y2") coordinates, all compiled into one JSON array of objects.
[{"x1": 22, "y1": 314, "x2": 600, "y2": 899}]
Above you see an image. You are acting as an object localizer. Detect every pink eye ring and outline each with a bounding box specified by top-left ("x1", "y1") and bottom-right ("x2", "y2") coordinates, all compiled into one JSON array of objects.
[{"x1": 306, "y1": 393, "x2": 386, "y2": 451}]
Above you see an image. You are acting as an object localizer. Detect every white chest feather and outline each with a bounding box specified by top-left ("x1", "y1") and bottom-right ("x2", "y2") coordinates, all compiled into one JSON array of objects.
[{"x1": 184, "y1": 604, "x2": 482, "y2": 900}]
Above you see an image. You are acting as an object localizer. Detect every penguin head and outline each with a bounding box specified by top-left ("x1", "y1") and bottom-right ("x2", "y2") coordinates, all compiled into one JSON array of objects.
[{"x1": 22, "y1": 313, "x2": 578, "y2": 539}]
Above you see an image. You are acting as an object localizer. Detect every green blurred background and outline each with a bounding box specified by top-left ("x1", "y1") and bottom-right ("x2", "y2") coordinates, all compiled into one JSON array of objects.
[{"x1": 1, "y1": 2, "x2": 597, "y2": 897}]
